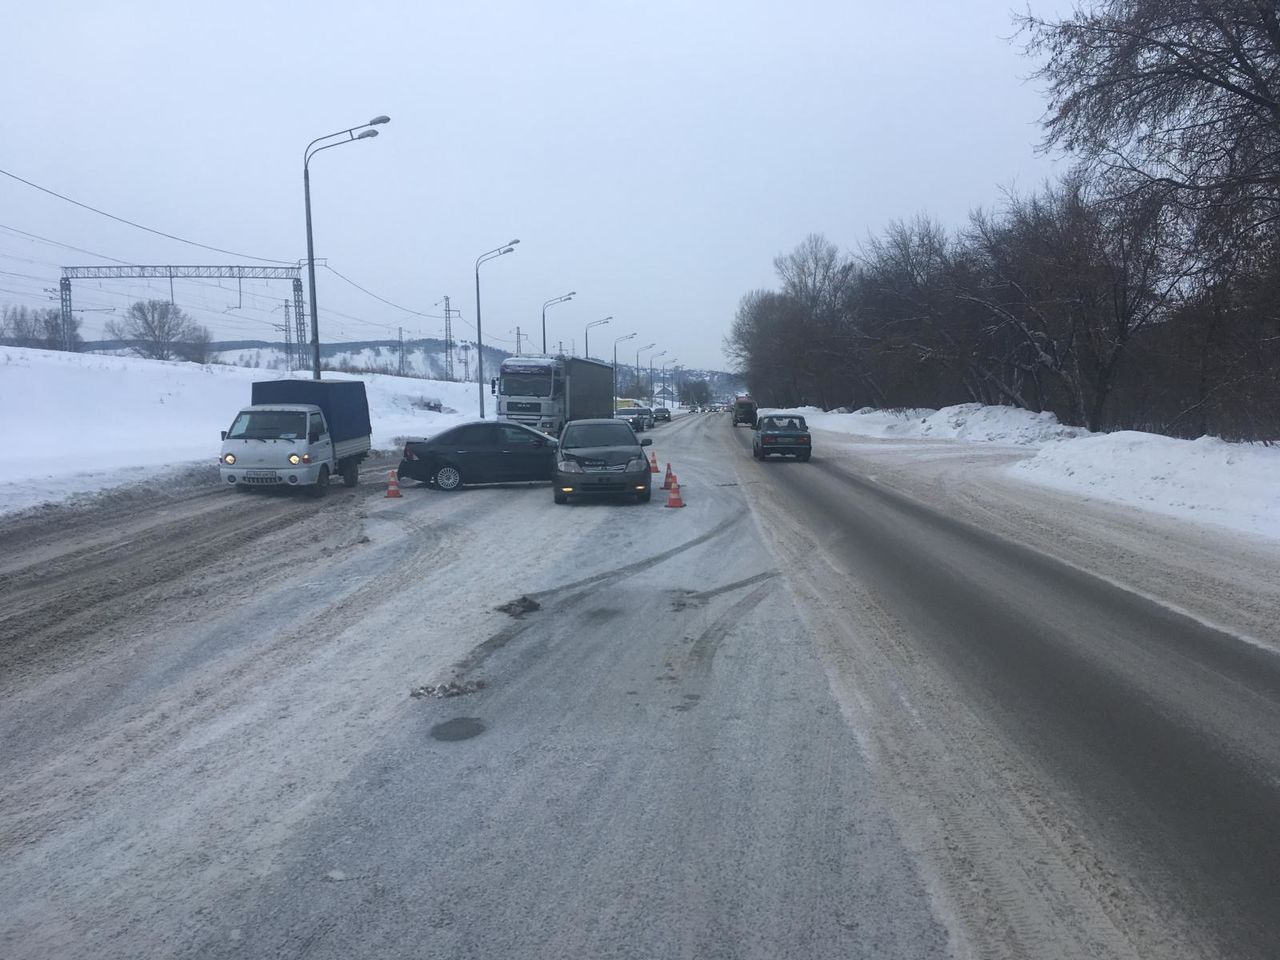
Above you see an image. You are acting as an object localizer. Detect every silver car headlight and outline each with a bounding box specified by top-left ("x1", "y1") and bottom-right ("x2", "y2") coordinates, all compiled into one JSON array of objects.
[
  {"x1": 626, "y1": 457, "x2": 648, "y2": 471},
  {"x1": 558, "y1": 460, "x2": 583, "y2": 473}
]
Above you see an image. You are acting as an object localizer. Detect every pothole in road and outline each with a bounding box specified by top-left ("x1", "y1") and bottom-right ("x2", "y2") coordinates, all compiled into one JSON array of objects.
[{"x1": 429, "y1": 717, "x2": 486, "y2": 741}]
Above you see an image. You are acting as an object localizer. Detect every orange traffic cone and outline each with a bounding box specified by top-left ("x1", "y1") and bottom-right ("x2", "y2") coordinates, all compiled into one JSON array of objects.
[
  {"x1": 663, "y1": 463, "x2": 674, "y2": 490},
  {"x1": 649, "y1": 451, "x2": 659, "y2": 474},
  {"x1": 386, "y1": 470, "x2": 402, "y2": 498},
  {"x1": 665, "y1": 479, "x2": 685, "y2": 508}
]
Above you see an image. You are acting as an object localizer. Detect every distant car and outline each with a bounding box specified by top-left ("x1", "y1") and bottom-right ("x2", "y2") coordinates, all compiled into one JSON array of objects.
[
  {"x1": 732, "y1": 397, "x2": 758, "y2": 428},
  {"x1": 654, "y1": 407, "x2": 672, "y2": 422},
  {"x1": 398, "y1": 420, "x2": 557, "y2": 490},
  {"x1": 752, "y1": 414, "x2": 812, "y2": 461},
  {"x1": 614, "y1": 408, "x2": 645, "y2": 431},
  {"x1": 554, "y1": 418, "x2": 654, "y2": 505},
  {"x1": 633, "y1": 406, "x2": 656, "y2": 429}
]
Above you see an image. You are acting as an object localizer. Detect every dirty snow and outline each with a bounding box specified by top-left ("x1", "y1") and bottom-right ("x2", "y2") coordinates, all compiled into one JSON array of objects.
[{"x1": 761, "y1": 403, "x2": 1279, "y2": 541}]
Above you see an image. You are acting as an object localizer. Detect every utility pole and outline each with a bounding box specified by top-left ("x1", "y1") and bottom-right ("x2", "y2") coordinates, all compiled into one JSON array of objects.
[
  {"x1": 516, "y1": 326, "x2": 522, "y2": 356},
  {"x1": 461, "y1": 343, "x2": 471, "y2": 382},
  {"x1": 442, "y1": 295, "x2": 454, "y2": 381},
  {"x1": 398, "y1": 326, "x2": 405, "y2": 377}
]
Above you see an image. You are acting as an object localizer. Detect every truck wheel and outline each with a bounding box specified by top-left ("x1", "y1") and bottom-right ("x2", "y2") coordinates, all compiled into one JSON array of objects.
[
  {"x1": 435, "y1": 464, "x2": 463, "y2": 491},
  {"x1": 308, "y1": 465, "x2": 330, "y2": 498},
  {"x1": 341, "y1": 460, "x2": 359, "y2": 487}
]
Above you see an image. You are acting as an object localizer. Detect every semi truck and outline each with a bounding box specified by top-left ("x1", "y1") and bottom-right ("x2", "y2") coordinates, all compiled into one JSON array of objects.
[
  {"x1": 218, "y1": 379, "x2": 372, "y2": 496},
  {"x1": 493, "y1": 355, "x2": 613, "y2": 435}
]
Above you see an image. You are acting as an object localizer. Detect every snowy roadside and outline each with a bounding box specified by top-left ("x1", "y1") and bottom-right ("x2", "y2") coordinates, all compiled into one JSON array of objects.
[
  {"x1": 762, "y1": 403, "x2": 1280, "y2": 542},
  {"x1": 0, "y1": 347, "x2": 478, "y2": 516}
]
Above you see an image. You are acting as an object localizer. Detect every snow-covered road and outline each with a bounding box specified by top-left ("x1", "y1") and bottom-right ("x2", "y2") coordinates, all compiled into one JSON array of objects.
[{"x1": 2, "y1": 413, "x2": 1278, "y2": 959}]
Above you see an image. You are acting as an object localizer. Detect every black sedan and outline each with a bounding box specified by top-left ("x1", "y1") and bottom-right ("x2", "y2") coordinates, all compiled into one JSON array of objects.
[
  {"x1": 554, "y1": 419, "x2": 654, "y2": 504},
  {"x1": 614, "y1": 409, "x2": 645, "y2": 432},
  {"x1": 752, "y1": 414, "x2": 812, "y2": 461},
  {"x1": 398, "y1": 420, "x2": 557, "y2": 490}
]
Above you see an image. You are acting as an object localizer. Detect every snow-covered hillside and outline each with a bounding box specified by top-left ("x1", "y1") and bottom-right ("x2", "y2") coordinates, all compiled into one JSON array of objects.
[
  {"x1": 0, "y1": 347, "x2": 480, "y2": 515},
  {"x1": 212, "y1": 344, "x2": 453, "y2": 379}
]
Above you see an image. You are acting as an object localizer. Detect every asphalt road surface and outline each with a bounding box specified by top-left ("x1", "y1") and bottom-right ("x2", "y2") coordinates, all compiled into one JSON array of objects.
[{"x1": 1, "y1": 415, "x2": 1277, "y2": 959}]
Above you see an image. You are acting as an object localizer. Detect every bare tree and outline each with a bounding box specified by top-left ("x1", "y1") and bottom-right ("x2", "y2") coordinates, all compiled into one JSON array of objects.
[
  {"x1": 1020, "y1": 0, "x2": 1280, "y2": 239},
  {"x1": 0, "y1": 305, "x2": 82, "y2": 351},
  {"x1": 107, "y1": 300, "x2": 209, "y2": 361}
]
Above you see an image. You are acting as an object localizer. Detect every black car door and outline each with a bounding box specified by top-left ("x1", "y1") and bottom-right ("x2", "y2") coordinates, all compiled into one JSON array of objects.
[
  {"x1": 437, "y1": 424, "x2": 501, "y2": 482},
  {"x1": 497, "y1": 424, "x2": 555, "y2": 481}
]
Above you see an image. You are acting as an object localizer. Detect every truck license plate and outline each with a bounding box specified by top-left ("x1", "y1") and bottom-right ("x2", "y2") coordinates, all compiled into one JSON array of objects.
[{"x1": 246, "y1": 470, "x2": 276, "y2": 478}]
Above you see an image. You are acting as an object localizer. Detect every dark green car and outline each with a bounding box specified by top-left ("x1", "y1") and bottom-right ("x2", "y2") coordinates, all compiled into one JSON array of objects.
[{"x1": 752, "y1": 414, "x2": 812, "y2": 461}]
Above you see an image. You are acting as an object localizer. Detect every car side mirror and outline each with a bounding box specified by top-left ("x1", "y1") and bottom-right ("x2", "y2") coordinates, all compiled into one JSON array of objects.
[
  {"x1": 220, "y1": 430, "x2": 227, "y2": 441},
  {"x1": 640, "y1": 438, "x2": 653, "y2": 447}
]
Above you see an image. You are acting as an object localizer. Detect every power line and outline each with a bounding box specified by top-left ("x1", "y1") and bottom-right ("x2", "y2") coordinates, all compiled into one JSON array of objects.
[{"x1": 0, "y1": 166, "x2": 293, "y2": 265}]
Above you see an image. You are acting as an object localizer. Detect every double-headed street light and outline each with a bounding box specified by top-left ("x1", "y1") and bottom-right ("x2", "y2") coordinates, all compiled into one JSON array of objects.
[
  {"x1": 475, "y1": 239, "x2": 520, "y2": 418},
  {"x1": 635, "y1": 342, "x2": 656, "y2": 399},
  {"x1": 662, "y1": 357, "x2": 678, "y2": 406},
  {"x1": 541, "y1": 292, "x2": 575, "y2": 354},
  {"x1": 613, "y1": 332, "x2": 636, "y2": 412},
  {"x1": 649, "y1": 350, "x2": 667, "y2": 406},
  {"x1": 303, "y1": 114, "x2": 390, "y2": 379},
  {"x1": 584, "y1": 316, "x2": 611, "y2": 359}
]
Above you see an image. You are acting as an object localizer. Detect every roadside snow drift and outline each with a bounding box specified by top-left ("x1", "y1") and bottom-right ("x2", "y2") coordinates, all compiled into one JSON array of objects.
[
  {"x1": 0, "y1": 347, "x2": 478, "y2": 515},
  {"x1": 761, "y1": 403, "x2": 1280, "y2": 541}
]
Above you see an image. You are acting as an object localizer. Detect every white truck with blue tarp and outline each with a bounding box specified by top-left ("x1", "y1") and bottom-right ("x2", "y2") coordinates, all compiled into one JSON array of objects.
[
  {"x1": 218, "y1": 379, "x2": 372, "y2": 496},
  {"x1": 493, "y1": 355, "x2": 613, "y2": 436}
]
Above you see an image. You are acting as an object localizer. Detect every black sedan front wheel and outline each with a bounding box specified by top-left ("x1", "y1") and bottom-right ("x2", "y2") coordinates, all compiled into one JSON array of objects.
[{"x1": 434, "y1": 463, "x2": 464, "y2": 491}]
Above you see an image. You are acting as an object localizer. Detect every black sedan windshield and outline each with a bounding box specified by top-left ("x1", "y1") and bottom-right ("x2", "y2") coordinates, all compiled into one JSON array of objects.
[{"x1": 562, "y1": 423, "x2": 636, "y2": 448}]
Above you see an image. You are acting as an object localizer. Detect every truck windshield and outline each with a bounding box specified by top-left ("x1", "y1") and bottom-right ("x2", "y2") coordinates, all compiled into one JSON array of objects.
[
  {"x1": 562, "y1": 423, "x2": 636, "y2": 448},
  {"x1": 227, "y1": 411, "x2": 307, "y2": 440},
  {"x1": 500, "y1": 373, "x2": 553, "y2": 397}
]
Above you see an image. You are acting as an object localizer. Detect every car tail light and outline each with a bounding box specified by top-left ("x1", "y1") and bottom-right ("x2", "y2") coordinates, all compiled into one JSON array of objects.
[
  {"x1": 763, "y1": 436, "x2": 775, "y2": 444},
  {"x1": 799, "y1": 436, "x2": 810, "y2": 444}
]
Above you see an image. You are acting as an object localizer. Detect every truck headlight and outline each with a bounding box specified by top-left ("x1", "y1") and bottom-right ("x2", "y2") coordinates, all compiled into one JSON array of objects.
[
  {"x1": 288, "y1": 453, "x2": 301, "y2": 465},
  {"x1": 222, "y1": 453, "x2": 236, "y2": 465},
  {"x1": 557, "y1": 460, "x2": 583, "y2": 473}
]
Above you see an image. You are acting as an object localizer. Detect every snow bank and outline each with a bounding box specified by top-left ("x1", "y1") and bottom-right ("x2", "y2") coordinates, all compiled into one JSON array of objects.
[
  {"x1": 773, "y1": 403, "x2": 1090, "y2": 445},
  {"x1": 1010, "y1": 431, "x2": 1280, "y2": 540},
  {"x1": 763, "y1": 401, "x2": 1278, "y2": 540},
  {"x1": 0, "y1": 347, "x2": 478, "y2": 515}
]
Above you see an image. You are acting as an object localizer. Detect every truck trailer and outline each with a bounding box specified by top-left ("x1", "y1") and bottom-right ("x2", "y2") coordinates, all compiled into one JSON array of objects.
[{"x1": 493, "y1": 355, "x2": 613, "y2": 435}]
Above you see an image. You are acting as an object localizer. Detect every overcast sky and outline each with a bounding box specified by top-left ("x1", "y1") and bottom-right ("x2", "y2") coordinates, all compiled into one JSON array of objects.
[{"x1": 1, "y1": 0, "x2": 1066, "y2": 371}]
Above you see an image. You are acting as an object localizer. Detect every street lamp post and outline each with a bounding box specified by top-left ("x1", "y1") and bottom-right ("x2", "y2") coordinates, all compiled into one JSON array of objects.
[
  {"x1": 303, "y1": 114, "x2": 390, "y2": 379},
  {"x1": 584, "y1": 316, "x2": 611, "y2": 359},
  {"x1": 613, "y1": 332, "x2": 636, "y2": 413},
  {"x1": 635, "y1": 342, "x2": 655, "y2": 401},
  {"x1": 475, "y1": 239, "x2": 520, "y2": 418},
  {"x1": 541, "y1": 292, "x2": 575, "y2": 354},
  {"x1": 662, "y1": 358, "x2": 678, "y2": 406},
  {"x1": 649, "y1": 350, "x2": 666, "y2": 406}
]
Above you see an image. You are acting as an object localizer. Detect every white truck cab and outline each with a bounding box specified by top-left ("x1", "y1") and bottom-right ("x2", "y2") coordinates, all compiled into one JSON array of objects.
[{"x1": 218, "y1": 380, "x2": 372, "y2": 496}]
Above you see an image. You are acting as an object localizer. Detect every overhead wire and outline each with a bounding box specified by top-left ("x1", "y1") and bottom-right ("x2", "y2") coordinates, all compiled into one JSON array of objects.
[{"x1": 0, "y1": 166, "x2": 293, "y2": 265}]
